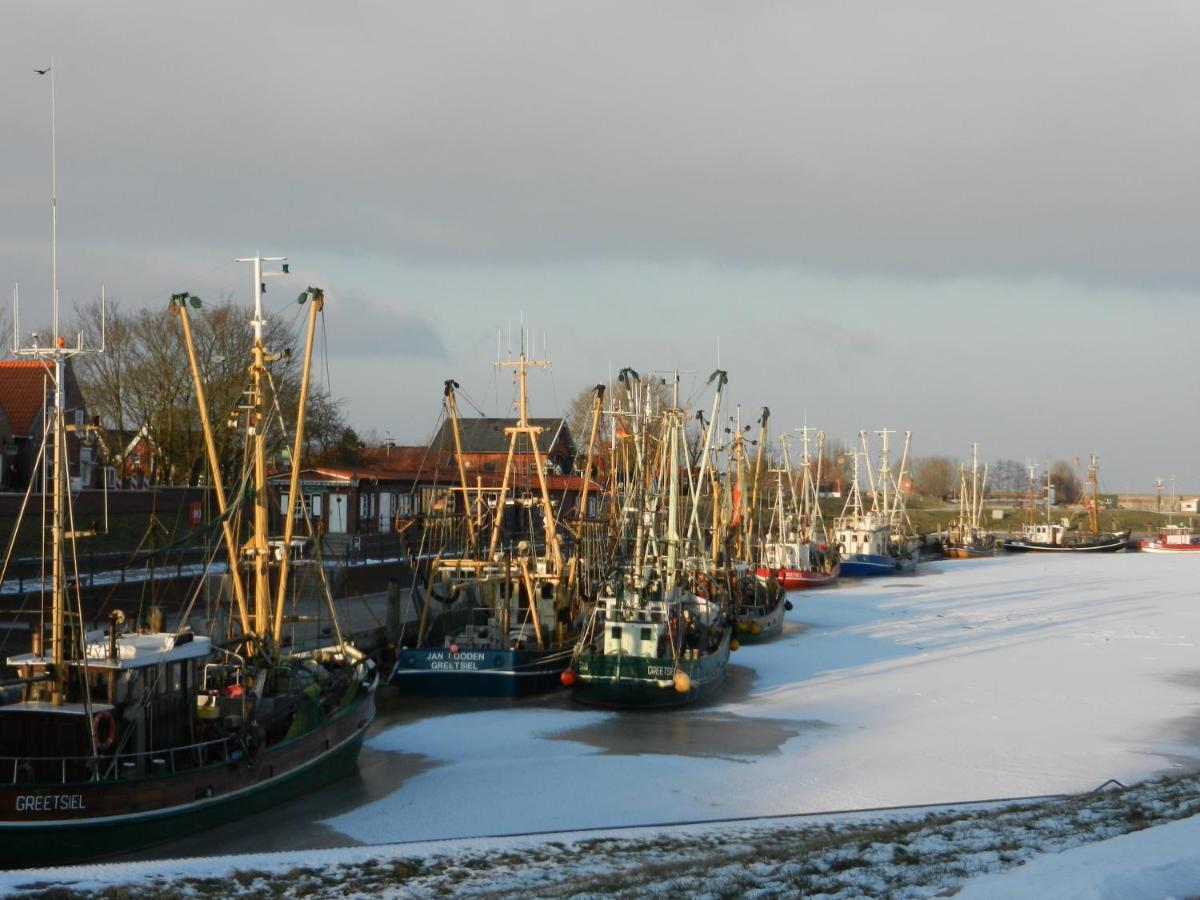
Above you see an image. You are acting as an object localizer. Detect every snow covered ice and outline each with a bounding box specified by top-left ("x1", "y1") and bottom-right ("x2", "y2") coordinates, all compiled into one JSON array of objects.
[{"x1": 328, "y1": 552, "x2": 1200, "y2": 843}]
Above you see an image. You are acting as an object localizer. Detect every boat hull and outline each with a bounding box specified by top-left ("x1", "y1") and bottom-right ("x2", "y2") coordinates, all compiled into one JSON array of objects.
[
  {"x1": 734, "y1": 586, "x2": 787, "y2": 645},
  {"x1": 1139, "y1": 540, "x2": 1200, "y2": 553},
  {"x1": 390, "y1": 646, "x2": 573, "y2": 698},
  {"x1": 943, "y1": 546, "x2": 997, "y2": 559},
  {"x1": 0, "y1": 687, "x2": 376, "y2": 868},
  {"x1": 571, "y1": 630, "x2": 731, "y2": 709},
  {"x1": 838, "y1": 550, "x2": 919, "y2": 577},
  {"x1": 755, "y1": 563, "x2": 841, "y2": 589},
  {"x1": 1002, "y1": 536, "x2": 1129, "y2": 553}
]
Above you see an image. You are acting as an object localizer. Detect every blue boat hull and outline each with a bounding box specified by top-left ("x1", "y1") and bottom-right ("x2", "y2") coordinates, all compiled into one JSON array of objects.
[
  {"x1": 839, "y1": 550, "x2": 919, "y2": 577},
  {"x1": 390, "y1": 646, "x2": 572, "y2": 698}
]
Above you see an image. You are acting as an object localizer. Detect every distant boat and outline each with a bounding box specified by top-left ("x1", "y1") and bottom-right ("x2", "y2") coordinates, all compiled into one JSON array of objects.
[
  {"x1": 728, "y1": 407, "x2": 789, "y2": 641},
  {"x1": 731, "y1": 566, "x2": 787, "y2": 643},
  {"x1": 832, "y1": 430, "x2": 920, "y2": 577},
  {"x1": 1002, "y1": 455, "x2": 1130, "y2": 553},
  {"x1": 756, "y1": 429, "x2": 841, "y2": 589},
  {"x1": 1140, "y1": 523, "x2": 1200, "y2": 553},
  {"x1": 941, "y1": 443, "x2": 997, "y2": 559}
]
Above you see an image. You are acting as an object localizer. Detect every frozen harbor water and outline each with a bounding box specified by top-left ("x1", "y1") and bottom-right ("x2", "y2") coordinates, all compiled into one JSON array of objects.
[
  {"x1": 5, "y1": 551, "x2": 1200, "y2": 894},
  {"x1": 325, "y1": 552, "x2": 1200, "y2": 844}
]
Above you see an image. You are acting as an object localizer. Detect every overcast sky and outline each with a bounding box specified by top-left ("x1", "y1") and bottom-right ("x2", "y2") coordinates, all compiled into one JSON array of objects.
[{"x1": 3, "y1": 2, "x2": 1198, "y2": 491}]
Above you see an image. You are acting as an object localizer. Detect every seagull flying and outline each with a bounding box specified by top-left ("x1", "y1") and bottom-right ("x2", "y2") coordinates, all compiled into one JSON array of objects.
[{"x1": 34, "y1": 68, "x2": 50, "y2": 75}]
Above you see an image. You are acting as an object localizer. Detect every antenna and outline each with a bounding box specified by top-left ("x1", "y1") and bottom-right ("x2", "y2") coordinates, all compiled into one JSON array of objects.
[
  {"x1": 18, "y1": 61, "x2": 112, "y2": 700},
  {"x1": 235, "y1": 253, "x2": 287, "y2": 341},
  {"x1": 47, "y1": 60, "x2": 58, "y2": 344}
]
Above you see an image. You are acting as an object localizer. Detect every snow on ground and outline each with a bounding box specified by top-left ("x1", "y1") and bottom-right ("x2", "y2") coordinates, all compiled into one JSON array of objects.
[
  {"x1": 7, "y1": 778, "x2": 1200, "y2": 898},
  {"x1": 327, "y1": 553, "x2": 1200, "y2": 843},
  {"x1": 957, "y1": 811, "x2": 1200, "y2": 900}
]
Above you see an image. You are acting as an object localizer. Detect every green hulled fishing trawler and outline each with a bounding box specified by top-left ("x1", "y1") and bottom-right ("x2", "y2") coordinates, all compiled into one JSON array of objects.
[
  {"x1": 569, "y1": 369, "x2": 734, "y2": 707},
  {"x1": 0, "y1": 241, "x2": 375, "y2": 866}
]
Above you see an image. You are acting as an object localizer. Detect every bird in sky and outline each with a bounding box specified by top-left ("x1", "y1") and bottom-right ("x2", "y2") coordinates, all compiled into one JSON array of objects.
[{"x1": 34, "y1": 67, "x2": 50, "y2": 75}]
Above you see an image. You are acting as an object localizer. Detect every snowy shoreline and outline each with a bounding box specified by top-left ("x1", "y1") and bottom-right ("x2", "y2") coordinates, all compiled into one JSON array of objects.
[{"x1": 6, "y1": 773, "x2": 1200, "y2": 898}]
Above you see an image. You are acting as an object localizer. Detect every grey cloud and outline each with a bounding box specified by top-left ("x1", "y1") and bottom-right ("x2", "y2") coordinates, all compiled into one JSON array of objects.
[
  {"x1": 321, "y1": 292, "x2": 447, "y2": 360},
  {"x1": 3, "y1": 2, "x2": 1200, "y2": 288}
]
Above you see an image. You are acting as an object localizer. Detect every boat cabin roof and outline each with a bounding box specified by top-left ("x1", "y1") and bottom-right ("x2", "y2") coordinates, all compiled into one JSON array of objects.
[
  {"x1": 8, "y1": 632, "x2": 211, "y2": 671},
  {"x1": 0, "y1": 700, "x2": 115, "y2": 717}
]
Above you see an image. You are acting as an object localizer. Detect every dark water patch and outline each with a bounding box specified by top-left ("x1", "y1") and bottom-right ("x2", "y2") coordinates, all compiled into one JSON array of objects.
[
  {"x1": 549, "y1": 711, "x2": 831, "y2": 760},
  {"x1": 376, "y1": 680, "x2": 575, "y2": 725},
  {"x1": 1157, "y1": 668, "x2": 1200, "y2": 763},
  {"x1": 113, "y1": 746, "x2": 434, "y2": 861}
]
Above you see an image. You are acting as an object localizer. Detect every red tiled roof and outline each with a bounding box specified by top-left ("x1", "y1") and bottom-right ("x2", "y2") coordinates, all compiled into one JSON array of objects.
[{"x1": 0, "y1": 361, "x2": 52, "y2": 436}]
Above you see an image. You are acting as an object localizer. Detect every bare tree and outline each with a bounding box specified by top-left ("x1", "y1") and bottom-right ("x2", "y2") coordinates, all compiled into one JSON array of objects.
[
  {"x1": 0, "y1": 306, "x2": 11, "y2": 357},
  {"x1": 912, "y1": 456, "x2": 957, "y2": 499},
  {"x1": 990, "y1": 458, "x2": 1026, "y2": 494},
  {"x1": 820, "y1": 438, "x2": 852, "y2": 494},
  {"x1": 73, "y1": 295, "x2": 351, "y2": 485},
  {"x1": 1049, "y1": 460, "x2": 1083, "y2": 504}
]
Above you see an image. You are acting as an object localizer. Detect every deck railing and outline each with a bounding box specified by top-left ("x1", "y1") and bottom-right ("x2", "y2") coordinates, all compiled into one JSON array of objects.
[{"x1": 0, "y1": 733, "x2": 240, "y2": 786}]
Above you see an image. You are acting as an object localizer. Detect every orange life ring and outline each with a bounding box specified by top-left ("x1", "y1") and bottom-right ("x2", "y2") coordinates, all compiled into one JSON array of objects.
[{"x1": 94, "y1": 710, "x2": 116, "y2": 752}]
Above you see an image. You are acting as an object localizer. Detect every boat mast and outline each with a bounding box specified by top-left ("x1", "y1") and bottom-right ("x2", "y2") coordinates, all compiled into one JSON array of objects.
[
  {"x1": 567, "y1": 383, "x2": 605, "y2": 592},
  {"x1": 665, "y1": 406, "x2": 680, "y2": 586},
  {"x1": 976, "y1": 462, "x2": 989, "y2": 529},
  {"x1": 797, "y1": 426, "x2": 813, "y2": 528},
  {"x1": 1024, "y1": 461, "x2": 1038, "y2": 526},
  {"x1": 858, "y1": 431, "x2": 877, "y2": 517},
  {"x1": 1087, "y1": 451, "x2": 1100, "y2": 535},
  {"x1": 745, "y1": 407, "x2": 769, "y2": 558},
  {"x1": 811, "y1": 430, "x2": 828, "y2": 541},
  {"x1": 893, "y1": 431, "x2": 912, "y2": 531},
  {"x1": 487, "y1": 336, "x2": 562, "y2": 574},
  {"x1": 170, "y1": 294, "x2": 251, "y2": 636},
  {"x1": 964, "y1": 448, "x2": 974, "y2": 532},
  {"x1": 443, "y1": 380, "x2": 477, "y2": 555},
  {"x1": 685, "y1": 370, "x2": 726, "y2": 554},
  {"x1": 271, "y1": 286, "x2": 324, "y2": 646},
  {"x1": 840, "y1": 449, "x2": 864, "y2": 525},
  {"x1": 235, "y1": 254, "x2": 288, "y2": 641},
  {"x1": 778, "y1": 434, "x2": 797, "y2": 536},
  {"x1": 1045, "y1": 462, "x2": 1053, "y2": 524},
  {"x1": 19, "y1": 62, "x2": 102, "y2": 703}
]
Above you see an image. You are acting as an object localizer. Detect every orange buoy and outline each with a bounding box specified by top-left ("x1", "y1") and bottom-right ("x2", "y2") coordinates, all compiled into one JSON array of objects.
[
  {"x1": 673, "y1": 672, "x2": 691, "y2": 693},
  {"x1": 730, "y1": 639, "x2": 740, "y2": 651},
  {"x1": 560, "y1": 668, "x2": 577, "y2": 687}
]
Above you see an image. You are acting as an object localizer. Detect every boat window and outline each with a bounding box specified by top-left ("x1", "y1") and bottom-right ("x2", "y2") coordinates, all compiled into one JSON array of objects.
[
  {"x1": 610, "y1": 626, "x2": 622, "y2": 639},
  {"x1": 641, "y1": 628, "x2": 652, "y2": 641}
]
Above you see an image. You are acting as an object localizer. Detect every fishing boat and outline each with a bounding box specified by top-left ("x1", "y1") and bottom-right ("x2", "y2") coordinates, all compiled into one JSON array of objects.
[
  {"x1": 727, "y1": 407, "x2": 787, "y2": 643},
  {"x1": 390, "y1": 347, "x2": 602, "y2": 697},
  {"x1": 1003, "y1": 455, "x2": 1130, "y2": 553},
  {"x1": 0, "y1": 250, "x2": 376, "y2": 867},
  {"x1": 569, "y1": 370, "x2": 733, "y2": 707},
  {"x1": 941, "y1": 443, "x2": 997, "y2": 558},
  {"x1": 756, "y1": 428, "x2": 840, "y2": 589},
  {"x1": 1140, "y1": 523, "x2": 1200, "y2": 553},
  {"x1": 832, "y1": 430, "x2": 920, "y2": 577}
]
